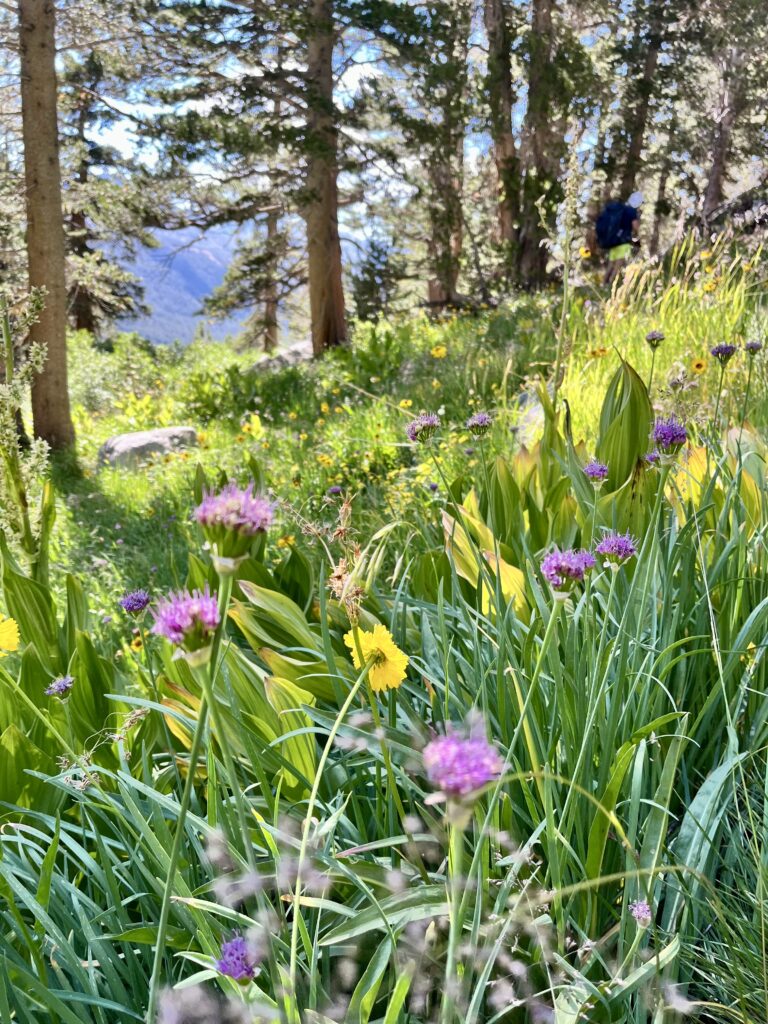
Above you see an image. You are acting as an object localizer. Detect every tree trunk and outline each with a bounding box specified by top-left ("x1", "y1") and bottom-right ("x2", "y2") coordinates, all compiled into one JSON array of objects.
[
  {"x1": 304, "y1": 0, "x2": 346, "y2": 357},
  {"x1": 69, "y1": 78, "x2": 97, "y2": 335},
  {"x1": 649, "y1": 161, "x2": 669, "y2": 256},
  {"x1": 518, "y1": 0, "x2": 558, "y2": 288},
  {"x1": 703, "y1": 49, "x2": 746, "y2": 220},
  {"x1": 18, "y1": 0, "x2": 75, "y2": 448},
  {"x1": 619, "y1": 31, "x2": 661, "y2": 196},
  {"x1": 426, "y1": 146, "x2": 464, "y2": 307},
  {"x1": 263, "y1": 204, "x2": 279, "y2": 352},
  {"x1": 484, "y1": 0, "x2": 519, "y2": 274}
]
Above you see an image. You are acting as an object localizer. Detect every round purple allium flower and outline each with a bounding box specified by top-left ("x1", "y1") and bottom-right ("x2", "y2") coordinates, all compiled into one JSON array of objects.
[
  {"x1": 746, "y1": 340, "x2": 763, "y2": 356},
  {"x1": 215, "y1": 934, "x2": 257, "y2": 982},
  {"x1": 195, "y1": 482, "x2": 273, "y2": 536},
  {"x1": 466, "y1": 411, "x2": 492, "y2": 437},
  {"x1": 651, "y1": 417, "x2": 687, "y2": 454},
  {"x1": 152, "y1": 585, "x2": 220, "y2": 652},
  {"x1": 645, "y1": 330, "x2": 665, "y2": 349},
  {"x1": 45, "y1": 675, "x2": 74, "y2": 698},
  {"x1": 406, "y1": 412, "x2": 440, "y2": 443},
  {"x1": 710, "y1": 342, "x2": 737, "y2": 366},
  {"x1": 540, "y1": 548, "x2": 596, "y2": 593},
  {"x1": 596, "y1": 532, "x2": 637, "y2": 567},
  {"x1": 629, "y1": 898, "x2": 652, "y2": 928},
  {"x1": 119, "y1": 589, "x2": 151, "y2": 615},
  {"x1": 423, "y1": 732, "x2": 502, "y2": 799},
  {"x1": 583, "y1": 459, "x2": 609, "y2": 484},
  {"x1": 326, "y1": 485, "x2": 343, "y2": 496}
]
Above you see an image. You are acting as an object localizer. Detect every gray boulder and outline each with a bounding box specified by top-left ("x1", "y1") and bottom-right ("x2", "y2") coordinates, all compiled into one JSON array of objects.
[
  {"x1": 98, "y1": 426, "x2": 198, "y2": 468},
  {"x1": 251, "y1": 339, "x2": 313, "y2": 374}
]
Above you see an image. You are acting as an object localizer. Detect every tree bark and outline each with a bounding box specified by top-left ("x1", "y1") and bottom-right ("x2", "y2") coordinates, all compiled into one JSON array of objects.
[
  {"x1": 263, "y1": 203, "x2": 279, "y2": 352},
  {"x1": 304, "y1": 0, "x2": 346, "y2": 357},
  {"x1": 703, "y1": 49, "x2": 746, "y2": 220},
  {"x1": 619, "y1": 30, "x2": 661, "y2": 196},
  {"x1": 484, "y1": 0, "x2": 519, "y2": 274},
  {"x1": 518, "y1": 0, "x2": 558, "y2": 288},
  {"x1": 426, "y1": 145, "x2": 464, "y2": 307},
  {"x1": 18, "y1": 0, "x2": 75, "y2": 448}
]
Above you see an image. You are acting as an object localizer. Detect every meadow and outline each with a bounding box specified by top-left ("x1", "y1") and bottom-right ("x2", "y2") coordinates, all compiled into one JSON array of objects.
[{"x1": 2, "y1": 242, "x2": 768, "y2": 1024}]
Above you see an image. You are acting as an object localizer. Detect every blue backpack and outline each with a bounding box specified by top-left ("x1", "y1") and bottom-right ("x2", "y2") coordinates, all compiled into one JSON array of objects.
[{"x1": 596, "y1": 202, "x2": 628, "y2": 250}]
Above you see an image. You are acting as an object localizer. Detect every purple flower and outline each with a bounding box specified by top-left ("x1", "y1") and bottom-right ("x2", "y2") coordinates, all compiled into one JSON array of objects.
[
  {"x1": 464, "y1": 447, "x2": 475, "y2": 456},
  {"x1": 327, "y1": 485, "x2": 343, "y2": 496},
  {"x1": 45, "y1": 675, "x2": 74, "y2": 698},
  {"x1": 746, "y1": 340, "x2": 763, "y2": 356},
  {"x1": 629, "y1": 899, "x2": 652, "y2": 928},
  {"x1": 710, "y1": 342, "x2": 737, "y2": 366},
  {"x1": 428, "y1": 481, "x2": 439, "y2": 492},
  {"x1": 540, "y1": 549, "x2": 596, "y2": 592},
  {"x1": 119, "y1": 589, "x2": 151, "y2": 615},
  {"x1": 215, "y1": 934, "x2": 256, "y2": 982},
  {"x1": 423, "y1": 731, "x2": 502, "y2": 798},
  {"x1": 406, "y1": 413, "x2": 440, "y2": 443},
  {"x1": 152, "y1": 586, "x2": 220, "y2": 652},
  {"x1": 195, "y1": 482, "x2": 273, "y2": 537},
  {"x1": 466, "y1": 412, "x2": 492, "y2": 437},
  {"x1": 645, "y1": 449, "x2": 660, "y2": 465},
  {"x1": 645, "y1": 330, "x2": 665, "y2": 349},
  {"x1": 583, "y1": 460, "x2": 609, "y2": 483},
  {"x1": 651, "y1": 417, "x2": 687, "y2": 454},
  {"x1": 596, "y1": 532, "x2": 637, "y2": 566}
]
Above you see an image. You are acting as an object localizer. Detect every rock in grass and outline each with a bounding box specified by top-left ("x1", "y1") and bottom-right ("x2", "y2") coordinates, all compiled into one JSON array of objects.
[{"x1": 97, "y1": 427, "x2": 198, "y2": 468}]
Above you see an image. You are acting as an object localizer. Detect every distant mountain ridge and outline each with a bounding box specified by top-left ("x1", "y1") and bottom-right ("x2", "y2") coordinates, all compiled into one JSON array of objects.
[{"x1": 117, "y1": 226, "x2": 248, "y2": 345}]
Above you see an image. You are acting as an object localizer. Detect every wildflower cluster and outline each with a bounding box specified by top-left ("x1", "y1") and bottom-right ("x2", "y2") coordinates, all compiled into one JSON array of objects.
[
  {"x1": 406, "y1": 412, "x2": 440, "y2": 443},
  {"x1": 541, "y1": 549, "x2": 596, "y2": 593},
  {"x1": 194, "y1": 481, "x2": 274, "y2": 564},
  {"x1": 423, "y1": 730, "x2": 503, "y2": 799},
  {"x1": 651, "y1": 416, "x2": 687, "y2": 456},
  {"x1": 710, "y1": 342, "x2": 737, "y2": 366},
  {"x1": 152, "y1": 585, "x2": 220, "y2": 655}
]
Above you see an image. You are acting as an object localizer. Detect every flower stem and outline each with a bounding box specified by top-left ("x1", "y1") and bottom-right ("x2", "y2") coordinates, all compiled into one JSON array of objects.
[
  {"x1": 145, "y1": 578, "x2": 232, "y2": 1024},
  {"x1": 287, "y1": 665, "x2": 370, "y2": 1013},
  {"x1": 442, "y1": 822, "x2": 466, "y2": 1024},
  {"x1": 739, "y1": 360, "x2": 754, "y2": 447}
]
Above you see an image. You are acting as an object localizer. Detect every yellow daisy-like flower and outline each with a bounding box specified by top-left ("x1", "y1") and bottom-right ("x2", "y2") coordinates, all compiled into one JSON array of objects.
[
  {"x1": 344, "y1": 625, "x2": 409, "y2": 693},
  {"x1": 430, "y1": 345, "x2": 447, "y2": 359},
  {"x1": 399, "y1": 399, "x2": 413, "y2": 409},
  {"x1": 589, "y1": 347, "x2": 610, "y2": 358},
  {"x1": 131, "y1": 635, "x2": 143, "y2": 652},
  {"x1": 579, "y1": 246, "x2": 591, "y2": 259},
  {"x1": 699, "y1": 250, "x2": 713, "y2": 260},
  {"x1": 703, "y1": 280, "x2": 716, "y2": 294},
  {"x1": 277, "y1": 534, "x2": 295, "y2": 548},
  {"x1": 691, "y1": 358, "x2": 706, "y2": 374},
  {"x1": 0, "y1": 616, "x2": 20, "y2": 656},
  {"x1": 320, "y1": 402, "x2": 330, "y2": 414},
  {"x1": 431, "y1": 378, "x2": 442, "y2": 390}
]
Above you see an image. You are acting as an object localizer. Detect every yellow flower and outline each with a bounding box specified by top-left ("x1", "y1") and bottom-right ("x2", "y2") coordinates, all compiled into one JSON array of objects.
[
  {"x1": 399, "y1": 399, "x2": 413, "y2": 409},
  {"x1": 332, "y1": 387, "x2": 340, "y2": 395},
  {"x1": 277, "y1": 534, "x2": 295, "y2": 548},
  {"x1": 299, "y1": 432, "x2": 308, "y2": 441},
  {"x1": 704, "y1": 264, "x2": 715, "y2": 274},
  {"x1": 320, "y1": 402, "x2": 330, "y2": 414},
  {"x1": 131, "y1": 635, "x2": 143, "y2": 652},
  {"x1": 691, "y1": 358, "x2": 706, "y2": 374},
  {"x1": 288, "y1": 411, "x2": 298, "y2": 421},
  {"x1": 430, "y1": 345, "x2": 447, "y2": 359},
  {"x1": 579, "y1": 246, "x2": 591, "y2": 259},
  {"x1": 703, "y1": 280, "x2": 716, "y2": 294},
  {"x1": 0, "y1": 616, "x2": 19, "y2": 656},
  {"x1": 431, "y1": 378, "x2": 442, "y2": 390},
  {"x1": 344, "y1": 625, "x2": 409, "y2": 693},
  {"x1": 699, "y1": 250, "x2": 713, "y2": 260},
  {"x1": 589, "y1": 347, "x2": 610, "y2": 358},
  {"x1": 235, "y1": 434, "x2": 246, "y2": 443},
  {"x1": 334, "y1": 405, "x2": 344, "y2": 414}
]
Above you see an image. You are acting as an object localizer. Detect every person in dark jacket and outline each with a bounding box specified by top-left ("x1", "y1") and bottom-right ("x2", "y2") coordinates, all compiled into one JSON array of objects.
[{"x1": 597, "y1": 191, "x2": 643, "y2": 285}]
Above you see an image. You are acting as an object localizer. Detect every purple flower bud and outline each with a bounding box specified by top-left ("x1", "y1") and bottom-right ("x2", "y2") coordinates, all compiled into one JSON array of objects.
[
  {"x1": 540, "y1": 548, "x2": 596, "y2": 592},
  {"x1": 710, "y1": 342, "x2": 737, "y2": 366},
  {"x1": 746, "y1": 340, "x2": 763, "y2": 356},
  {"x1": 406, "y1": 413, "x2": 440, "y2": 443},
  {"x1": 119, "y1": 589, "x2": 151, "y2": 615},
  {"x1": 466, "y1": 412, "x2": 492, "y2": 437},
  {"x1": 152, "y1": 585, "x2": 220, "y2": 652},
  {"x1": 645, "y1": 330, "x2": 665, "y2": 349},
  {"x1": 45, "y1": 675, "x2": 74, "y2": 698},
  {"x1": 423, "y1": 731, "x2": 502, "y2": 799},
  {"x1": 595, "y1": 532, "x2": 637, "y2": 566},
  {"x1": 327, "y1": 485, "x2": 343, "y2": 496},
  {"x1": 215, "y1": 934, "x2": 257, "y2": 982},
  {"x1": 629, "y1": 899, "x2": 652, "y2": 928},
  {"x1": 583, "y1": 460, "x2": 609, "y2": 483},
  {"x1": 651, "y1": 417, "x2": 687, "y2": 454}
]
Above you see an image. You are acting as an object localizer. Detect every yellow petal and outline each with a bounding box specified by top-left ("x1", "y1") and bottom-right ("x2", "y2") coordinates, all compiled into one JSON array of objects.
[{"x1": 0, "y1": 616, "x2": 20, "y2": 654}]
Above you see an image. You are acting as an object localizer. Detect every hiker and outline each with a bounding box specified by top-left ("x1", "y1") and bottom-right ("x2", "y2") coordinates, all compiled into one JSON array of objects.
[{"x1": 596, "y1": 192, "x2": 643, "y2": 286}]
